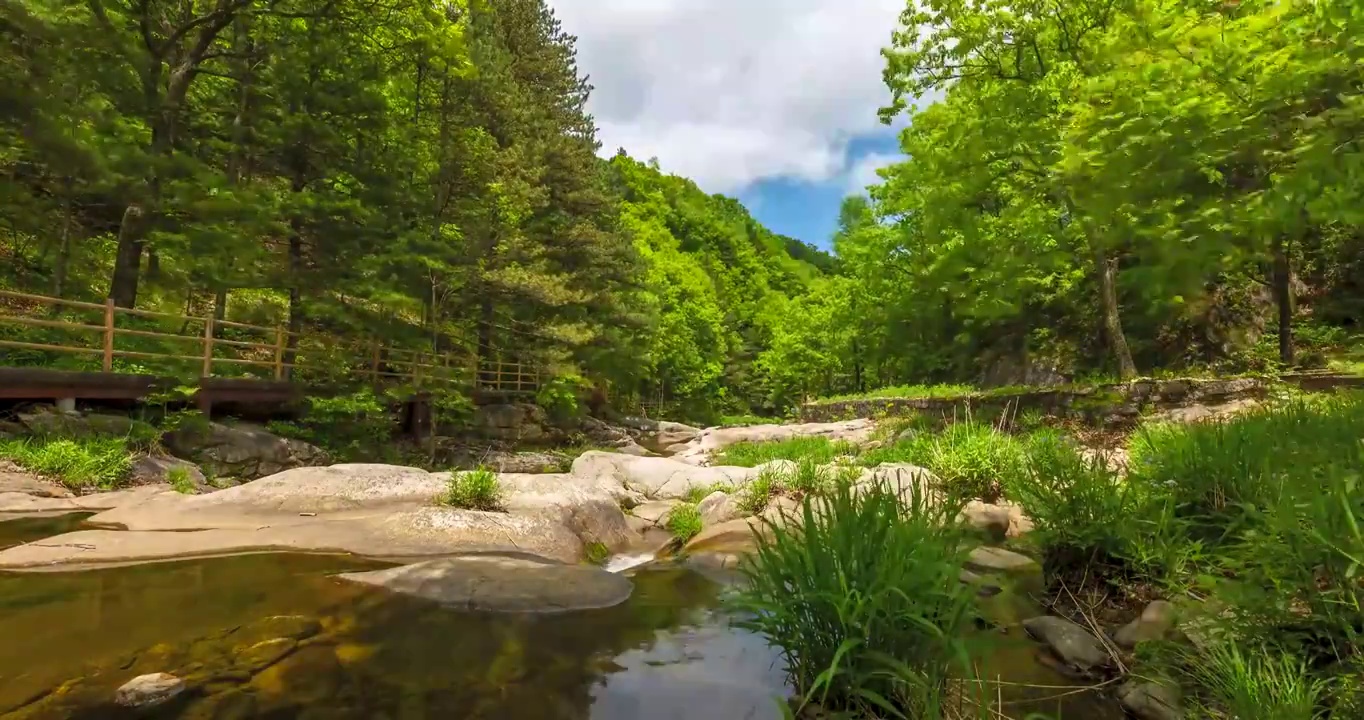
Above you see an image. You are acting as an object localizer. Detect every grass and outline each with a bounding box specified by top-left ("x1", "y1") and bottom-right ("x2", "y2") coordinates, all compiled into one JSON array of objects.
[
  {"x1": 862, "y1": 419, "x2": 1028, "y2": 502},
  {"x1": 682, "y1": 482, "x2": 733, "y2": 504},
  {"x1": 583, "y1": 541, "x2": 610, "y2": 566},
  {"x1": 1001, "y1": 394, "x2": 1364, "y2": 714},
  {"x1": 736, "y1": 467, "x2": 782, "y2": 514},
  {"x1": 439, "y1": 466, "x2": 505, "y2": 511},
  {"x1": 714, "y1": 436, "x2": 858, "y2": 468},
  {"x1": 666, "y1": 502, "x2": 703, "y2": 542},
  {"x1": 166, "y1": 465, "x2": 196, "y2": 494},
  {"x1": 731, "y1": 476, "x2": 979, "y2": 718},
  {"x1": 717, "y1": 413, "x2": 779, "y2": 428},
  {"x1": 0, "y1": 436, "x2": 133, "y2": 489},
  {"x1": 813, "y1": 383, "x2": 978, "y2": 404}
]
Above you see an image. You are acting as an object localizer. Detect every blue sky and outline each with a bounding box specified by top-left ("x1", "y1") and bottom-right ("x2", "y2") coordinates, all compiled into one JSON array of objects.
[
  {"x1": 547, "y1": 0, "x2": 909, "y2": 252},
  {"x1": 739, "y1": 134, "x2": 903, "y2": 249}
]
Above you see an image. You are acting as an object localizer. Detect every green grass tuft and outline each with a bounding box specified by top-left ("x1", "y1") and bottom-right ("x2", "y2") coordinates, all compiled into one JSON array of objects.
[
  {"x1": 0, "y1": 436, "x2": 132, "y2": 490},
  {"x1": 1177, "y1": 640, "x2": 1334, "y2": 720},
  {"x1": 439, "y1": 466, "x2": 505, "y2": 511},
  {"x1": 666, "y1": 502, "x2": 703, "y2": 542},
  {"x1": 731, "y1": 477, "x2": 979, "y2": 717},
  {"x1": 166, "y1": 465, "x2": 196, "y2": 494},
  {"x1": 583, "y1": 541, "x2": 610, "y2": 566},
  {"x1": 814, "y1": 383, "x2": 977, "y2": 403},
  {"x1": 861, "y1": 420, "x2": 1027, "y2": 501},
  {"x1": 714, "y1": 436, "x2": 858, "y2": 468}
]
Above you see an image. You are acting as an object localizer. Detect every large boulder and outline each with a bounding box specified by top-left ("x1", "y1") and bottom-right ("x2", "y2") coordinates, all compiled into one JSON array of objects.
[
  {"x1": 129, "y1": 456, "x2": 211, "y2": 492},
  {"x1": 1022, "y1": 616, "x2": 1112, "y2": 673},
  {"x1": 0, "y1": 462, "x2": 640, "y2": 569},
  {"x1": 697, "y1": 491, "x2": 741, "y2": 526},
  {"x1": 164, "y1": 421, "x2": 326, "y2": 481},
  {"x1": 569, "y1": 451, "x2": 761, "y2": 500},
  {"x1": 338, "y1": 556, "x2": 633, "y2": 612},
  {"x1": 472, "y1": 403, "x2": 548, "y2": 442},
  {"x1": 16, "y1": 406, "x2": 138, "y2": 438}
]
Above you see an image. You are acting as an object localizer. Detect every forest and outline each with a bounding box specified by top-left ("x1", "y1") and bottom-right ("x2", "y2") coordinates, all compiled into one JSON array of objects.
[{"x1": 1, "y1": 0, "x2": 1362, "y2": 420}]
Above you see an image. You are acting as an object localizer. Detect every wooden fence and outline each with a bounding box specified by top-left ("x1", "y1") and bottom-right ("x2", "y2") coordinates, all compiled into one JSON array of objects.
[{"x1": 0, "y1": 289, "x2": 539, "y2": 393}]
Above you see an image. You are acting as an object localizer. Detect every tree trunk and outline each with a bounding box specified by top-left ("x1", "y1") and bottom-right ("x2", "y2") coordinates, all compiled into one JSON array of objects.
[
  {"x1": 1272, "y1": 235, "x2": 1294, "y2": 365},
  {"x1": 108, "y1": 204, "x2": 147, "y2": 307},
  {"x1": 212, "y1": 287, "x2": 228, "y2": 322},
  {"x1": 477, "y1": 296, "x2": 495, "y2": 386},
  {"x1": 1096, "y1": 248, "x2": 1138, "y2": 380},
  {"x1": 52, "y1": 187, "x2": 73, "y2": 299}
]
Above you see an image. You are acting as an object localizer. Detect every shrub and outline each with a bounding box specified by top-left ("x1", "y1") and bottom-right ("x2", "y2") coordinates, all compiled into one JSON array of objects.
[
  {"x1": 166, "y1": 466, "x2": 197, "y2": 494},
  {"x1": 816, "y1": 383, "x2": 976, "y2": 403},
  {"x1": 736, "y1": 467, "x2": 782, "y2": 514},
  {"x1": 439, "y1": 467, "x2": 505, "y2": 511},
  {"x1": 535, "y1": 373, "x2": 589, "y2": 424},
  {"x1": 1004, "y1": 433, "x2": 1138, "y2": 577},
  {"x1": 682, "y1": 482, "x2": 732, "y2": 504},
  {"x1": 732, "y1": 479, "x2": 978, "y2": 717},
  {"x1": 583, "y1": 541, "x2": 610, "y2": 566},
  {"x1": 714, "y1": 436, "x2": 858, "y2": 468},
  {"x1": 666, "y1": 503, "x2": 703, "y2": 542},
  {"x1": 0, "y1": 437, "x2": 132, "y2": 489},
  {"x1": 277, "y1": 389, "x2": 392, "y2": 460},
  {"x1": 862, "y1": 420, "x2": 1025, "y2": 502}
]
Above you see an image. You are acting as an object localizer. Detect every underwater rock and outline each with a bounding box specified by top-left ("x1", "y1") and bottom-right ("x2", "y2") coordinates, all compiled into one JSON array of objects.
[{"x1": 115, "y1": 672, "x2": 185, "y2": 708}]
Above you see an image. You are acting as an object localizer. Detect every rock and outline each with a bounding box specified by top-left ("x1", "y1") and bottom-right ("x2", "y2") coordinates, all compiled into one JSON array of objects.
[
  {"x1": 165, "y1": 421, "x2": 326, "y2": 481},
  {"x1": 858, "y1": 463, "x2": 937, "y2": 504},
  {"x1": 579, "y1": 416, "x2": 632, "y2": 446},
  {"x1": 472, "y1": 403, "x2": 548, "y2": 442},
  {"x1": 0, "y1": 461, "x2": 71, "y2": 498},
  {"x1": 669, "y1": 419, "x2": 876, "y2": 465},
  {"x1": 339, "y1": 556, "x2": 633, "y2": 612},
  {"x1": 654, "y1": 421, "x2": 701, "y2": 448},
  {"x1": 1115, "y1": 600, "x2": 1177, "y2": 649},
  {"x1": 477, "y1": 450, "x2": 564, "y2": 474},
  {"x1": 0, "y1": 463, "x2": 640, "y2": 569},
  {"x1": 570, "y1": 451, "x2": 760, "y2": 500},
  {"x1": 960, "y1": 501, "x2": 1011, "y2": 543},
  {"x1": 683, "y1": 517, "x2": 765, "y2": 557},
  {"x1": 616, "y1": 441, "x2": 655, "y2": 457},
  {"x1": 0, "y1": 483, "x2": 171, "y2": 514},
  {"x1": 17, "y1": 407, "x2": 137, "y2": 438},
  {"x1": 697, "y1": 491, "x2": 740, "y2": 526},
  {"x1": 115, "y1": 672, "x2": 186, "y2": 708},
  {"x1": 630, "y1": 500, "x2": 679, "y2": 526},
  {"x1": 129, "y1": 455, "x2": 210, "y2": 492},
  {"x1": 1116, "y1": 680, "x2": 1182, "y2": 720},
  {"x1": 1022, "y1": 616, "x2": 1112, "y2": 673},
  {"x1": 967, "y1": 546, "x2": 1040, "y2": 574}
]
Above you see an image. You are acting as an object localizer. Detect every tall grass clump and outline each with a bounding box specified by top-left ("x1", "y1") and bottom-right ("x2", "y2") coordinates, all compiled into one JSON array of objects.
[
  {"x1": 714, "y1": 436, "x2": 857, "y2": 468},
  {"x1": 439, "y1": 467, "x2": 505, "y2": 511},
  {"x1": 817, "y1": 383, "x2": 976, "y2": 403},
  {"x1": 736, "y1": 466, "x2": 783, "y2": 514},
  {"x1": 732, "y1": 479, "x2": 980, "y2": 718},
  {"x1": 0, "y1": 436, "x2": 132, "y2": 489},
  {"x1": 666, "y1": 503, "x2": 703, "y2": 542},
  {"x1": 861, "y1": 419, "x2": 1026, "y2": 502},
  {"x1": 1172, "y1": 640, "x2": 1335, "y2": 720}
]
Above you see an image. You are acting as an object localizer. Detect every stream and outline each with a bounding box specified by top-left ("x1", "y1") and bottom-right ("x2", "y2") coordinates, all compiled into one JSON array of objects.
[{"x1": 0, "y1": 514, "x2": 1125, "y2": 719}]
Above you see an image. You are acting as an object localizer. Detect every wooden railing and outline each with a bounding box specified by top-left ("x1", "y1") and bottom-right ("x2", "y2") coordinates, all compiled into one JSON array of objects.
[{"x1": 0, "y1": 289, "x2": 539, "y2": 393}]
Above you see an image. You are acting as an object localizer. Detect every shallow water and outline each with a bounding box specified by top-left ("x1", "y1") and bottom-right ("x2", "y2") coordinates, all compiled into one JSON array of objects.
[
  {"x1": 0, "y1": 536, "x2": 1123, "y2": 719},
  {"x1": 0, "y1": 512, "x2": 94, "y2": 550}
]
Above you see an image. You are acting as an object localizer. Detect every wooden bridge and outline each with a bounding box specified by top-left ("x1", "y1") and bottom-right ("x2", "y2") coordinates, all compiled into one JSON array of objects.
[{"x1": 0, "y1": 289, "x2": 540, "y2": 409}]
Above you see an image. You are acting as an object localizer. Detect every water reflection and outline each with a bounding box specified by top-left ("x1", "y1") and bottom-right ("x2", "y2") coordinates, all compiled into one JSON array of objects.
[
  {"x1": 0, "y1": 554, "x2": 788, "y2": 720},
  {"x1": 0, "y1": 512, "x2": 94, "y2": 550}
]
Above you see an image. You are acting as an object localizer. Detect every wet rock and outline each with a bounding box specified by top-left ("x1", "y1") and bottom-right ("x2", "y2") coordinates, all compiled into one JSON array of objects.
[
  {"x1": 238, "y1": 615, "x2": 322, "y2": 644},
  {"x1": 1115, "y1": 600, "x2": 1176, "y2": 649},
  {"x1": 165, "y1": 421, "x2": 327, "y2": 480},
  {"x1": 1022, "y1": 616, "x2": 1112, "y2": 673},
  {"x1": 960, "y1": 501, "x2": 1011, "y2": 543},
  {"x1": 697, "y1": 491, "x2": 740, "y2": 526},
  {"x1": 115, "y1": 672, "x2": 186, "y2": 708},
  {"x1": 234, "y1": 638, "x2": 298, "y2": 673},
  {"x1": 339, "y1": 556, "x2": 633, "y2": 612},
  {"x1": 683, "y1": 517, "x2": 765, "y2": 557},
  {"x1": 654, "y1": 421, "x2": 701, "y2": 448},
  {"x1": 1116, "y1": 680, "x2": 1182, "y2": 720},
  {"x1": 182, "y1": 688, "x2": 257, "y2": 719}
]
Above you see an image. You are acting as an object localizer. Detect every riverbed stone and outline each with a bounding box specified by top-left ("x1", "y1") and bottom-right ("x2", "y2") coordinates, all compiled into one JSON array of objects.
[
  {"x1": 165, "y1": 421, "x2": 327, "y2": 481},
  {"x1": 570, "y1": 451, "x2": 760, "y2": 500},
  {"x1": 967, "y1": 546, "x2": 1041, "y2": 576},
  {"x1": 0, "y1": 462, "x2": 71, "y2": 498},
  {"x1": 630, "y1": 500, "x2": 680, "y2": 526},
  {"x1": 1115, "y1": 600, "x2": 1177, "y2": 649},
  {"x1": 339, "y1": 556, "x2": 633, "y2": 612},
  {"x1": 668, "y1": 419, "x2": 876, "y2": 465},
  {"x1": 960, "y1": 501, "x2": 1011, "y2": 543},
  {"x1": 115, "y1": 672, "x2": 186, "y2": 708},
  {"x1": 697, "y1": 491, "x2": 741, "y2": 526},
  {"x1": 1116, "y1": 680, "x2": 1182, "y2": 720},
  {"x1": 1022, "y1": 616, "x2": 1112, "y2": 673},
  {"x1": 683, "y1": 517, "x2": 765, "y2": 557},
  {"x1": 130, "y1": 455, "x2": 210, "y2": 491}
]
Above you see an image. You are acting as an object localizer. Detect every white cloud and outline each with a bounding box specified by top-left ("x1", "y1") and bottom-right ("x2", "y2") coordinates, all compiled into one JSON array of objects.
[
  {"x1": 845, "y1": 151, "x2": 904, "y2": 194},
  {"x1": 547, "y1": 0, "x2": 909, "y2": 194}
]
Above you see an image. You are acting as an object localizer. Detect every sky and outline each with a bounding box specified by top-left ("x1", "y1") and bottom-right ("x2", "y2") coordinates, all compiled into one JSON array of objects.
[{"x1": 545, "y1": 0, "x2": 911, "y2": 250}]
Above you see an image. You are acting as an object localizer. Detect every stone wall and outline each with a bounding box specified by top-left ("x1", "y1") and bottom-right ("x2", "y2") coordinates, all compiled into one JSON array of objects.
[{"x1": 799, "y1": 377, "x2": 1269, "y2": 427}]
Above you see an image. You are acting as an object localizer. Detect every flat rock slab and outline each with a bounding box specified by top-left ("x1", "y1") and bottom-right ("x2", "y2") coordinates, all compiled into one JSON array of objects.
[
  {"x1": 570, "y1": 452, "x2": 759, "y2": 500},
  {"x1": 339, "y1": 556, "x2": 633, "y2": 612},
  {"x1": 966, "y1": 546, "x2": 1040, "y2": 575},
  {"x1": 1022, "y1": 615, "x2": 1112, "y2": 673},
  {"x1": 0, "y1": 485, "x2": 172, "y2": 514}
]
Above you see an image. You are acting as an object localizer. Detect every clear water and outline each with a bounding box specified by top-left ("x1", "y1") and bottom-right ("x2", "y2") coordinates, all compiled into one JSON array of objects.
[
  {"x1": 0, "y1": 512, "x2": 94, "y2": 551},
  {"x1": 0, "y1": 517, "x2": 1125, "y2": 720}
]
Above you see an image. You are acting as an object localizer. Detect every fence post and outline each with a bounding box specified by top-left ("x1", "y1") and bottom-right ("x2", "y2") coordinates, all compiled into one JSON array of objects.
[
  {"x1": 102, "y1": 299, "x2": 114, "y2": 372},
  {"x1": 201, "y1": 317, "x2": 215, "y2": 377},
  {"x1": 273, "y1": 327, "x2": 286, "y2": 381},
  {"x1": 414, "y1": 351, "x2": 423, "y2": 386}
]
